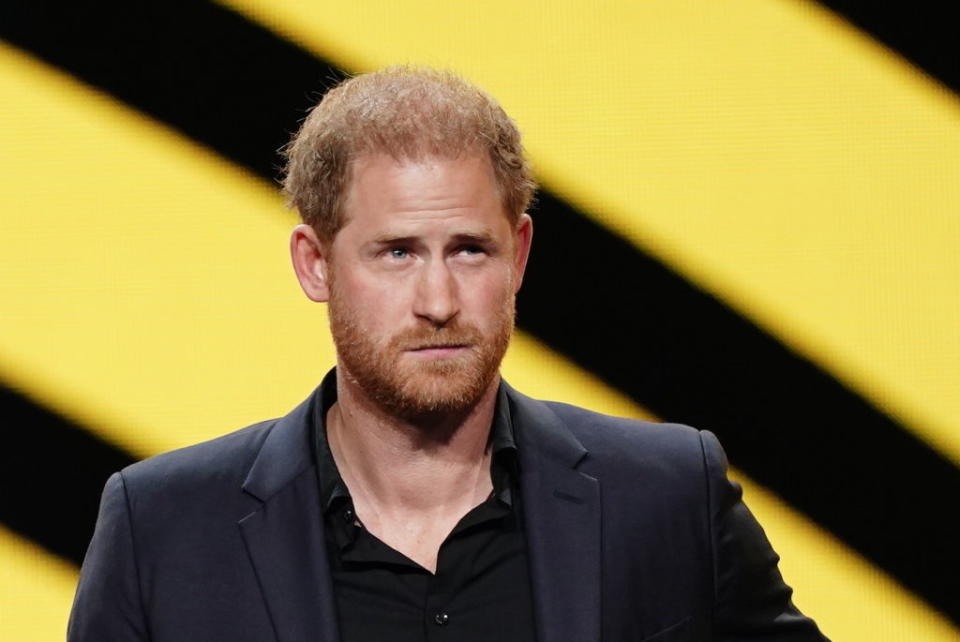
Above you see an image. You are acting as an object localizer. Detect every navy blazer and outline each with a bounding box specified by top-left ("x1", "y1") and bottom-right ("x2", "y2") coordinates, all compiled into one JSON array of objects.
[{"x1": 68, "y1": 380, "x2": 828, "y2": 642}]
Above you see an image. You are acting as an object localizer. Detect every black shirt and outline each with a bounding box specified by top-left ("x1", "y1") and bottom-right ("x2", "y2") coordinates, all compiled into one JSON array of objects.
[{"x1": 312, "y1": 372, "x2": 537, "y2": 642}]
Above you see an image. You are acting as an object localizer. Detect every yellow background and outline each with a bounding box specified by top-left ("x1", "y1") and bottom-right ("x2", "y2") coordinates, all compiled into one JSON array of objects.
[{"x1": 1, "y1": 0, "x2": 958, "y2": 639}]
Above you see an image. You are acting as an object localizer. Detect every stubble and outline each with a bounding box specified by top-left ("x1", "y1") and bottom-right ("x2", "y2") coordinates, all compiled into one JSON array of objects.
[{"x1": 327, "y1": 273, "x2": 514, "y2": 421}]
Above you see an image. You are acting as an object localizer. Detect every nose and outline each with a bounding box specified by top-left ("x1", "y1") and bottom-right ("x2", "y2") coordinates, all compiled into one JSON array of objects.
[{"x1": 413, "y1": 258, "x2": 459, "y2": 326}]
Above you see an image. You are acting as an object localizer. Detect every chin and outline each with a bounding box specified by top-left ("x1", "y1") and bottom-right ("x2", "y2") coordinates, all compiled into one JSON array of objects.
[
  {"x1": 396, "y1": 372, "x2": 490, "y2": 415},
  {"x1": 369, "y1": 359, "x2": 495, "y2": 420}
]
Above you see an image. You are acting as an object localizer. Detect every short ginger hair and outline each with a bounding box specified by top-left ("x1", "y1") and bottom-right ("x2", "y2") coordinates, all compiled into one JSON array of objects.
[{"x1": 282, "y1": 66, "x2": 536, "y2": 242}]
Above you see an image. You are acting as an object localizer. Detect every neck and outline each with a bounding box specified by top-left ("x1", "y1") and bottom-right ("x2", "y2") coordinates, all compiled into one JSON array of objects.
[{"x1": 326, "y1": 370, "x2": 500, "y2": 514}]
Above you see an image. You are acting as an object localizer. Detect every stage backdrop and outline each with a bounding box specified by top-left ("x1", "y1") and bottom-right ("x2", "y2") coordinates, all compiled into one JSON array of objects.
[{"x1": 1, "y1": 1, "x2": 958, "y2": 640}]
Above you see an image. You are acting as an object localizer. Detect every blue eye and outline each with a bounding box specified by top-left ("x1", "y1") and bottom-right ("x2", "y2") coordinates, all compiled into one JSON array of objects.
[{"x1": 389, "y1": 248, "x2": 409, "y2": 259}]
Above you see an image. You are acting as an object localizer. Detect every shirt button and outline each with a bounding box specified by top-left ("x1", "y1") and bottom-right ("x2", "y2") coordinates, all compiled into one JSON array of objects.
[
  {"x1": 434, "y1": 612, "x2": 449, "y2": 626},
  {"x1": 343, "y1": 508, "x2": 354, "y2": 522}
]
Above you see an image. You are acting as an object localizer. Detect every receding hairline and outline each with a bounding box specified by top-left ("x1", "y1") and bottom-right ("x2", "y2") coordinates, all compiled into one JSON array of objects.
[
  {"x1": 336, "y1": 150, "x2": 514, "y2": 234},
  {"x1": 282, "y1": 65, "x2": 537, "y2": 242}
]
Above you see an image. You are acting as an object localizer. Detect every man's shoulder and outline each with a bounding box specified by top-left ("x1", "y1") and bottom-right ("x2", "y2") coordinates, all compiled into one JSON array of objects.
[
  {"x1": 513, "y1": 392, "x2": 711, "y2": 479},
  {"x1": 522, "y1": 396, "x2": 721, "y2": 511},
  {"x1": 119, "y1": 418, "x2": 280, "y2": 495},
  {"x1": 119, "y1": 385, "x2": 319, "y2": 497},
  {"x1": 531, "y1": 396, "x2": 703, "y2": 453}
]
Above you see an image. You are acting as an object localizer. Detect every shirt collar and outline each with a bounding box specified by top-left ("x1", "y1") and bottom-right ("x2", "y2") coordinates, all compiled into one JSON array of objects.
[{"x1": 312, "y1": 369, "x2": 518, "y2": 515}]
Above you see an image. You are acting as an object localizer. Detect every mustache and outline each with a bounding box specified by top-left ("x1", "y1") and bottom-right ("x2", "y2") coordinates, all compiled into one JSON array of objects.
[{"x1": 390, "y1": 323, "x2": 483, "y2": 351}]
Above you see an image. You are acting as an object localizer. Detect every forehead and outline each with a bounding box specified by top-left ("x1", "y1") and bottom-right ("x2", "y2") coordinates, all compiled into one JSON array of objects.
[{"x1": 338, "y1": 153, "x2": 508, "y2": 236}]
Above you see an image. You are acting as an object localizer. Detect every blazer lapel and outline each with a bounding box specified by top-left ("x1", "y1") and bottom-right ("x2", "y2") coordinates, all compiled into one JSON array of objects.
[
  {"x1": 233, "y1": 376, "x2": 602, "y2": 642},
  {"x1": 507, "y1": 384, "x2": 602, "y2": 642},
  {"x1": 238, "y1": 392, "x2": 340, "y2": 642}
]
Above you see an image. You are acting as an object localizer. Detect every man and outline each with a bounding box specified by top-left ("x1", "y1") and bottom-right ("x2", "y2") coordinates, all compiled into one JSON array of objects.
[{"x1": 68, "y1": 67, "x2": 828, "y2": 641}]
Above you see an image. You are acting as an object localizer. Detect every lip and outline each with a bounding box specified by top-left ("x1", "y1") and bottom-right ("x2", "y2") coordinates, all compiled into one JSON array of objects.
[{"x1": 406, "y1": 344, "x2": 470, "y2": 357}]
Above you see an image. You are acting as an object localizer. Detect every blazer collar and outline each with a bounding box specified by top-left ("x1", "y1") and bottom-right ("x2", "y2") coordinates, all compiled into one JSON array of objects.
[
  {"x1": 238, "y1": 378, "x2": 339, "y2": 642},
  {"x1": 241, "y1": 372, "x2": 539, "y2": 503},
  {"x1": 503, "y1": 380, "x2": 588, "y2": 468},
  {"x1": 506, "y1": 382, "x2": 603, "y2": 642},
  {"x1": 238, "y1": 374, "x2": 602, "y2": 642},
  {"x1": 240, "y1": 389, "x2": 317, "y2": 503}
]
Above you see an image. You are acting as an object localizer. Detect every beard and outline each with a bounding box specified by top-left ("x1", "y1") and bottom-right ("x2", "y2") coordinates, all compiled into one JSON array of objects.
[{"x1": 327, "y1": 275, "x2": 514, "y2": 421}]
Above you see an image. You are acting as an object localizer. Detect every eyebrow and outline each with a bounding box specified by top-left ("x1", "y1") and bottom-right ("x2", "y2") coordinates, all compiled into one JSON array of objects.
[
  {"x1": 369, "y1": 231, "x2": 498, "y2": 246},
  {"x1": 369, "y1": 234, "x2": 419, "y2": 246},
  {"x1": 450, "y1": 231, "x2": 497, "y2": 245}
]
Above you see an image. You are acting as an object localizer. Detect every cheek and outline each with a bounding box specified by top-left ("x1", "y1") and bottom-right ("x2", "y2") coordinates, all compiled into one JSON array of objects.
[
  {"x1": 337, "y1": 263, "x2": 402, "y2": 298},
  {"x1": 466, "y1": 273, "x2": 515, "y2": 314},
  {"x1": 341, "y1": 273, "x2": 410, "y2": 322}
]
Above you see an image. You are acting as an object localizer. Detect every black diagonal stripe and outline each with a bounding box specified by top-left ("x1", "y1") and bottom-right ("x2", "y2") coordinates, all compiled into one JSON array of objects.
[
  {"x1": 522, "y1": 192, "x2": 960, "y2": 623},
  {"x1": 1, "y1": 1, "x2": 345, "y2": 182},
  {"x1": 817, "y1": 0, "x2": 960, "y2": 95},
  {"x1": 0, "y1": 383, "x2": 135, "y2": 565},
  {"x1": 2, "y1": 0, "x2": 958, "y2": 625}
]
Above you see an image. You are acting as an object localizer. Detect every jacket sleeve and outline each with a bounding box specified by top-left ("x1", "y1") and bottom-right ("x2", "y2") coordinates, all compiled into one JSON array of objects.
[
  {"x1": 68, "y1": 471, "x2": 149, "y2": 641},
  {"x1": 700, "y1": 430, "x2": 830, "y2": 641}
]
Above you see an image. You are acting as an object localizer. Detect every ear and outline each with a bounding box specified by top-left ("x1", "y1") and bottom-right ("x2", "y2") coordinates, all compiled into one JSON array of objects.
[
  {"x1": 290, "y1": 224, "x2": 331, "y2": 302},
  {"x1": 511, "y1": 213, "x2": 533, "y2": 293}
]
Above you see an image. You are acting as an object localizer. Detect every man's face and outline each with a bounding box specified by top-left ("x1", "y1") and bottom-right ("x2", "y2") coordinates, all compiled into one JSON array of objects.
[{"x1": 322, "y1": 153, "x2": 531, "y2": 420}]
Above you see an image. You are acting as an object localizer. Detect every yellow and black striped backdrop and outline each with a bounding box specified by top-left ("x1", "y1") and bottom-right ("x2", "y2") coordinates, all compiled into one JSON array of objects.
[{"x1": 1, "y1": 1, "x2": 958, "y2": 640}]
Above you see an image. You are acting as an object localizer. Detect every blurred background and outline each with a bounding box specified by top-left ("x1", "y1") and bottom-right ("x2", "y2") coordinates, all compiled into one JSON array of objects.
[{"x1": 1, "y1": 1, "x2": 958, "y2": 639}]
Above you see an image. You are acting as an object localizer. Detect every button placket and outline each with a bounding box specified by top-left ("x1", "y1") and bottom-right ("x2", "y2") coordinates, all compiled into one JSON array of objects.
[{"x1": 424, "y1": 567, "x2": 453, "y2": 638}]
